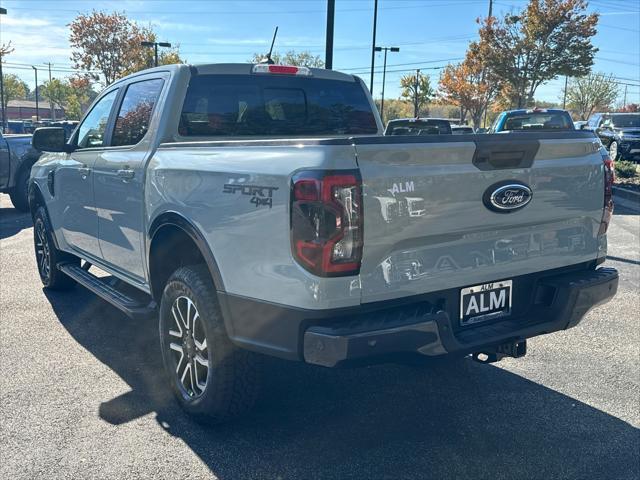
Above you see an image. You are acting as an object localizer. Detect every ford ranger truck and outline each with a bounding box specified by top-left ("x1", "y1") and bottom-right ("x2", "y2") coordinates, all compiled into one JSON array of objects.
[{"x1": 28, "y1": 63, "x2": 619, "y2": 423}]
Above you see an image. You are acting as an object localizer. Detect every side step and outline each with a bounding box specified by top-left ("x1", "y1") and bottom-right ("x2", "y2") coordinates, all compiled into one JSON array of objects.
[{"x1": 58, "y1": 263, "x2": 157, "y2": 320}]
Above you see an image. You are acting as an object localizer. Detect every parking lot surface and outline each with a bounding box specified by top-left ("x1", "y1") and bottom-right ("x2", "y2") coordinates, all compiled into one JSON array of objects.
[{"x1": 1, "y1": 193, "x2": 638, "y2": 480}]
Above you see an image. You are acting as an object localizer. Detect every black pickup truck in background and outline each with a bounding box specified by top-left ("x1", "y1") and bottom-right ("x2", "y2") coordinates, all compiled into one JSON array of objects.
[
  {"x1": 0, "y1": 132, "x2": 42, "y2": 211},
  {"x1": 584, "y1": 112, "x2": 640, "y2": 162}
]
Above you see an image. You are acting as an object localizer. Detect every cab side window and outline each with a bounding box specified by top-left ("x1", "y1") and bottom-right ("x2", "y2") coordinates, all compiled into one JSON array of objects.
[
  {"x1": 112, "y1": 79, "x2": 164, "y2": 147},
  {"x1": 76, "y1": 89, "x2": 119, "y2": 148}
]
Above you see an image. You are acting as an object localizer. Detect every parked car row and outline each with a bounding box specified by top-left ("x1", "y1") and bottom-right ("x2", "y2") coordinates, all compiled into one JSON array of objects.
[{"x1": 384, "y1": 109, "x2": 640, "y2": 162}]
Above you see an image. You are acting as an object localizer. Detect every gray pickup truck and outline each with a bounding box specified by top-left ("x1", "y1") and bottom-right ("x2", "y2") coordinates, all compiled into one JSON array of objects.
[
  {"x1": 29, "y1": 63, "x2": 618, "y2": 423},
  {"x1": 1, "y1": 132, "x2": 42, "y2": 211}
]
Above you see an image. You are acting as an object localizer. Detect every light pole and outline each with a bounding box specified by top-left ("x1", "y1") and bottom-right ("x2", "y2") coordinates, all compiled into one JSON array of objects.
[
  {"x1": 141, "y1": 41, "x2": 172, "y2": 68},
  {"x1": 414, "y1": 69, "x2": 420, "y2": 118},
  {"x1": 325, "y1": 0, "x2": 335, "y2": 69},
  {"x1": 374, "y1": 46, "x2": 399, "y2": 121},
  {"x1": 369, "y1": 0, "x2": 378, "y2": 93},
  {"x1": 0, "y1": 7, "x2": 7, "y2": 131},
  {"x1": 31, "y1": 66, "x2": 39, "y2": 122}
]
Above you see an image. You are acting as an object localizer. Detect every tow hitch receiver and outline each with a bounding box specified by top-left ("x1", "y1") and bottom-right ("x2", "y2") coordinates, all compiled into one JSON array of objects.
[{"x1": 472, "y1": 340, "x2": 527, "y2": 364}]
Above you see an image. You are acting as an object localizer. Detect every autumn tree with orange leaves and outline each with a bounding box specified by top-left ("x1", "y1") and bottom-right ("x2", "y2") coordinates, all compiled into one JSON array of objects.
[
  {"x1": 69, "y1": 11, "x2": 183, "y2": 86},
  {"x1": 475, "y1": 0, "x2": 599, "y2": 109},
  {"x1": 438, "y1": 45, "x2": 501, "y2": 129}
]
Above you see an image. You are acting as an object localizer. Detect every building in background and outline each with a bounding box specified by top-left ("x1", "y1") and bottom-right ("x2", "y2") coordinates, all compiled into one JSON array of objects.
[{"x1": 6, "y1": 100, "x2": 65, "y2": 121}]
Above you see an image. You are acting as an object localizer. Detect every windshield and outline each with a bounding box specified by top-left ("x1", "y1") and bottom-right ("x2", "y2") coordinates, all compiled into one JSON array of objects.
[
  {"x1": 500, "y1": 111, "x2": 573, "y2": 131},
  {"x1": 611, "y1": 114, "x2": 640, "y2": 128},
  {"x1": 385, "y1": 120, "x2": 452, "y2": 135},
  {"x1": 179, "y1": 74, "x2": 378, "y2": 137}
]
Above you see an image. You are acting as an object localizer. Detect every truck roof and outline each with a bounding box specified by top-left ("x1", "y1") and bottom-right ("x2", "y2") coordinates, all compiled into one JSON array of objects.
[{"x1": 111, "y1": 63, "x2": 359, "y2": 86}]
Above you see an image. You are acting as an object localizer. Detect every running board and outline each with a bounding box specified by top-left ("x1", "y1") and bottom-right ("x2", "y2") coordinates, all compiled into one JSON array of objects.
[{"x1": 58, "y1": 263, "x2": 156, "y2": 320}]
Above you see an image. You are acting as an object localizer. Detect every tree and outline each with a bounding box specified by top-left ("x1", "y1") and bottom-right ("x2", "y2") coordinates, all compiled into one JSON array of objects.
[
  {"x1": 564, "y1": 73, "x2": 619, "y2": 120},
  {"x1": 1, "y1": 74, "x2": 28, "y2": 114},
  {"x1": 619, "y1": 103, "x2": 639, "y2": 113},
  {"x1": 374, "y1": 99, "x2": 413, "y2": 124},
  {"x1": 438, "y1": 44, "x2": 501, "y2": 129},
  {"x1": 475, "y1": 0, "x2": 598, "y2": 108},
  {"x1": 400, "y1": 73, "x2": 433, "y2": 116},
  {"x1": 133, "y1": 28, "x2": 184, "y2": 71},
  {"x1": 69, "y1": 11, "x2": 184, "y2": 86},
  {"x1": 66, "y1": 76, "x2": 98, "y2": 120},
  {"x1": 41, "y1": 79, "x2": 73, "y2": 116},
  {"x1": 250, "y1": 50, "x2": 324, "y2": 67}
]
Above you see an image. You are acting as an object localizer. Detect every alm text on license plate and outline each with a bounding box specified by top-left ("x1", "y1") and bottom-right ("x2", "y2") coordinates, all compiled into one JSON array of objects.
[{"x1": 460, "y1": 280, "x2": 512, "y2": 326}]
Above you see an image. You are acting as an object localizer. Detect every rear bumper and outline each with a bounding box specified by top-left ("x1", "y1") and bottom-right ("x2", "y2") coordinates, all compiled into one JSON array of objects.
[{"x1": 218, "y1": 264, "x2": 618, "y2": 367}]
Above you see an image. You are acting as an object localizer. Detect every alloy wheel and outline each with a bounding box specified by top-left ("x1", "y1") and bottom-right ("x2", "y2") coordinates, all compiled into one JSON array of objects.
[
  {"x1": 167, "y1": 295, "x2": 209, "y2": 398},
  {"x1": 35, "y1": 219, "x2": 51, "y2": 282}
]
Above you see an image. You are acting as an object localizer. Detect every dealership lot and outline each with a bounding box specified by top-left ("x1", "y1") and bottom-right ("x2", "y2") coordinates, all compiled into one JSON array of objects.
[{"x1": 0, "y1": 193, "x2": 638, "y2": 480}]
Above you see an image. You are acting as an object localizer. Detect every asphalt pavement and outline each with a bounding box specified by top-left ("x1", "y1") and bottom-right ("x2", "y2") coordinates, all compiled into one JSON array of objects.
[{"x1": 1, "y1": 193, "x2": 638, "y2": 480}]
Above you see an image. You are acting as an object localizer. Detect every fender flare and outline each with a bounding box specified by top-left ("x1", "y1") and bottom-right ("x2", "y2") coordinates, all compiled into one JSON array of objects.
[{"x1": 147, "y1": 211, "x2": 225, "y2": 293}]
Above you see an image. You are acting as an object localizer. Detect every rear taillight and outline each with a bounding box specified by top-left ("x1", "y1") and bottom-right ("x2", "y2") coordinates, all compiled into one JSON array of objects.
[
  {"x1": 291, "y1": 170, "x2": 363, "y2": 277},
  {"x1": 599, "y1": 153, "x2": 615, "y2": 235}
]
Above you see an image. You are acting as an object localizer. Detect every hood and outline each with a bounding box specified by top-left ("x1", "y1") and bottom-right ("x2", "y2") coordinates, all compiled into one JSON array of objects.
[{"x1": 616, "y1": 128, "x2": 640, "y2": 137}]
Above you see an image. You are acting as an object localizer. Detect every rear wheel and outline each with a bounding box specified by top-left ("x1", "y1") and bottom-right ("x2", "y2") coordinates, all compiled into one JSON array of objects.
[
  {"x1": 33, "y1": 206, "x2": 78, "y2": 290},
  {"x1": 159, "y1": 265, "x2": 260, "y2": 423}
]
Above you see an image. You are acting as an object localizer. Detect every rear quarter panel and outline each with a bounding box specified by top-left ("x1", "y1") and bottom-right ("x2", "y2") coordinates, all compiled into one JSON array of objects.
[{"x1": 146, "y1": 142, "x2": 362, "y2": 310}]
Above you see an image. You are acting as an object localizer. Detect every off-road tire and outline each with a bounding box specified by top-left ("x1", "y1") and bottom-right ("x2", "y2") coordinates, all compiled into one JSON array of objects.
[
  {"x1": 33, "y1": 206, "x2": 78, "y2": 290},
  {"x1": 159, "y1": 265, "x2": 261, "y2": 423}
]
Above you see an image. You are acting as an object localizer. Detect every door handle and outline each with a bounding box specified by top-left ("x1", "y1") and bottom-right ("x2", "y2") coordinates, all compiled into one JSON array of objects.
[{"x1": 117, "y1": 169, "x2": 135, "y2": 180}]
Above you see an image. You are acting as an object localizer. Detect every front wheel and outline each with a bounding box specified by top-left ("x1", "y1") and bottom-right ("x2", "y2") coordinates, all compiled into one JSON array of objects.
[
  {"x1": 609, "y1": 141, "x2": 621, "y2": 161},
  {"x1": 159, "y1": 265, "x2": 260, "y2": 423},
  {"x1": 33, "y1": 206, "x2": 78, "y2": 290}
]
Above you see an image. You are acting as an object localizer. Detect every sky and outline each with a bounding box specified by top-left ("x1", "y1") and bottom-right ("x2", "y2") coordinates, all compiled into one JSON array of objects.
[{"x1": 1, "y1": 0, "x2": 639, "y2": 105}]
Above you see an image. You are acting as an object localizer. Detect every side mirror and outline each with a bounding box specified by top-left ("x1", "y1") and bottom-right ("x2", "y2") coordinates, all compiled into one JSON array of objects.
[{"x1": 32, "y1": 127, "x2": 73, "y2": 153}]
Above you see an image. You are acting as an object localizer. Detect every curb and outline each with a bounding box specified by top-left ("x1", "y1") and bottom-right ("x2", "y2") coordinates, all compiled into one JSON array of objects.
[{"x1": 612, "y1": 186, "x2": 640, "y2": 203}]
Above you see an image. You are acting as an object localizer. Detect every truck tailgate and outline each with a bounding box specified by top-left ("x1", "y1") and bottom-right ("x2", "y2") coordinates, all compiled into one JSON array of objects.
[{"x1": 354, "y1": 132, "x2": 605, "y2": 303}]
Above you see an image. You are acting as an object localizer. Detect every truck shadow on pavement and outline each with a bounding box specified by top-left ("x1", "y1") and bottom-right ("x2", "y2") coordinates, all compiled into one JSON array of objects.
[
  {"x1": 0, "y1": 206, "x2": 32, "y2": 240},
  {"x1": 45, "y1": 287, "x2": 639, "y2": 480}
]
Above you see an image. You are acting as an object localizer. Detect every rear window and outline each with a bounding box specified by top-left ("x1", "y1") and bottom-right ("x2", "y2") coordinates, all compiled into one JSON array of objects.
[
  {"x1": 501, "y1": 111, "x2": 573, "y2": 131},
  {"x1": 385, "y1": 120, "x2": 452, "y2": 135},
  {"x1": 178, "y1": 74, "x2": 377, "y2": 137}
]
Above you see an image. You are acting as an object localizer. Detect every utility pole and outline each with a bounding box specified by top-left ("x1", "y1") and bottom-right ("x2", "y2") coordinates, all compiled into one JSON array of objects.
[
  {"x1": 488, "y1": 0, "x2": 493, "y2": 18},
  {"x1": 325, "y1": 0, "x2": 335, "y2": 69},
  {"x1": 141, "y1": 41, "x2": 172, "y2": 68},
  {"x1": 413, "y1": 69, "x2": 420, "y2": 118},
  {"x1": 47, "y1": 62, "x2": 55, "y2": 121},
  {"x1": 375, "y1": 46, "x2": 400, "y2": 121},
  {"x1": 0, "y1": 7, "x2": 7, "y2": 132},
  {"x1": 562, "y1": 75, "x2": 568, "y2": 109},
  {"x1": 369, "y1": 0, "x2": 378, "y2": 93},
  {"x1": 32, "y1": 66, "x2": 39, "y2": 122},
  {"x1": 623, "y1": 84, "x2": 628, "y2": 109}
]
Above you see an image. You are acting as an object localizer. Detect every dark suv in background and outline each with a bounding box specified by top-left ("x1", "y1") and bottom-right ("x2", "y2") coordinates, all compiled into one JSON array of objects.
[
  {"x1": 585, "y1": 113, "x2": 640, "y2": 161},
  {"x1": 385, "y1": 118, "x2": 452, "y2": 135}
]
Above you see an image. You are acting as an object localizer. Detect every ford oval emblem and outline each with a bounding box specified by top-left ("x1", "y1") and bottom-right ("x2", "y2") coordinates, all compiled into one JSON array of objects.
[{"x1": 484, "y1": 182, "x2": 532, "y2": 213}]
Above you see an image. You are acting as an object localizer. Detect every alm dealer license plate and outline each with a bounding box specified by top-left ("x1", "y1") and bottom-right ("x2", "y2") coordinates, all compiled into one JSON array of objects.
[{"x1": 460, "y1": 280, "x2": 512, "y2": 326}]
